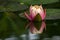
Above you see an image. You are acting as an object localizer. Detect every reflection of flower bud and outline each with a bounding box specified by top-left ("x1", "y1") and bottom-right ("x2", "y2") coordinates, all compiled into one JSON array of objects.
[
  {"x1": 29, "y1": 21, "x2": 46, "y2": 34},
  {"x1": 25, "y1": 5, "x2": 46, "y2": 21}
]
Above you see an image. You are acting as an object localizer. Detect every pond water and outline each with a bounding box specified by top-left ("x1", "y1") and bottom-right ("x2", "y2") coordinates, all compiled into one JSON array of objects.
[{"x1": 0, "y1": 18, "x2": 60, "y2": 40}]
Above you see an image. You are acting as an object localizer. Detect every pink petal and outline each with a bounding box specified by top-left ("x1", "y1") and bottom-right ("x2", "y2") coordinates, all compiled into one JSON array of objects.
[
  {"x1": 39, "y1": 9, "x2": 46, "y2": 20},
  {"x1": 39, "y1": 22, "x2": 46, "y2": 33},
  {"x1": 25, "y1": 22, "x2": 31, "y2": 29},
  {"x1": 40, "y1": 5, "x2": 43, "y2": 10},
  {"x1": 39, "y1": 5, "x2": 46, "y2": 20},
  {"x1": 29, "y1": 5, "x2": 37, "y2": 19},
  {"x1": 24, "y1": 12, "x2": 32, "y2": 21},
  {"x1": 42, "y1": 9, "x2": 46, "y2": 20},
  {"x1": 29, "y1": 22, "x2": 35, "y2": 33},
  {"x1": 29, "y1": 5, "x2": 33, "y2": 17},
  {"x1": 44, "y1": 9, "x2": 46, "y2": 18}
]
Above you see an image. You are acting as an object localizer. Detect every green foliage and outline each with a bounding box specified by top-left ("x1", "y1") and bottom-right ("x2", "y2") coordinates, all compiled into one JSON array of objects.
[
  {"x1": 19, "y1": 0, "x2": 59, "y2": 5},
  {"x1": 0, "y1": 12, "x2": 28, "y2": 38},
  {"x1": 0, "y1": 0, "x2": 59, "y2": 11}
]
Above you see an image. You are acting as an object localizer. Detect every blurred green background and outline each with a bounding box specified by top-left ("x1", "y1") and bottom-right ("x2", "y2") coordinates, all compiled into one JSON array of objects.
[{"x1": 0, "y1": 0, "x2": 60, "y2": 19}]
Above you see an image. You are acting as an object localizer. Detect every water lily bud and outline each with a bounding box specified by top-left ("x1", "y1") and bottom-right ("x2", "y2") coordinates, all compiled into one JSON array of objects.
[{"x1": 25, "y1": 5, "x2": 46, "y2": 21}]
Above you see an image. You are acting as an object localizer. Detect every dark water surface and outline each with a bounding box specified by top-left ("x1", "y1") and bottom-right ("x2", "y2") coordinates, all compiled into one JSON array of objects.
[{"x1": 0, "y1": 19, "x2": 60, "y2": 40}]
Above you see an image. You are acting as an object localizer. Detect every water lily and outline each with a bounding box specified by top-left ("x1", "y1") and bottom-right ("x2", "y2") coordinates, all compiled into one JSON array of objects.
[{"x1": 25, "y1": 5, "x2": 46, "y2": 21}]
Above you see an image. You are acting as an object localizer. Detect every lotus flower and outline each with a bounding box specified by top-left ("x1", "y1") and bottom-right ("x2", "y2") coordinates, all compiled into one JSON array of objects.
[
  {"x1": 26, "y1": 21, "x2": 46, "y2": 34},
  {"x1": 25, "y1": 5, "x2": 46, "y2": 21}
]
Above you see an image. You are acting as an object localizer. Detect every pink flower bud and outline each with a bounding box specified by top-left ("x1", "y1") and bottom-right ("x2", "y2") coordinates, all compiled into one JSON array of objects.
[{"x1": 25, "y1": 5, "x2": 46, "y2": 21}]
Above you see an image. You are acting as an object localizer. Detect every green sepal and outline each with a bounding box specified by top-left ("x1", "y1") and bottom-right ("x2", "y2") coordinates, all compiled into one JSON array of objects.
[{"x1": 34, "y1": 14, "x2": 42, "y2": 22}]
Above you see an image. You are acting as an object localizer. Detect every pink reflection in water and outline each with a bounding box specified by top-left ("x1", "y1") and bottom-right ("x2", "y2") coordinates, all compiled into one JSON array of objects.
[{"x1": 26, "y1": 21, "x2": 46, "y2": 34}]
